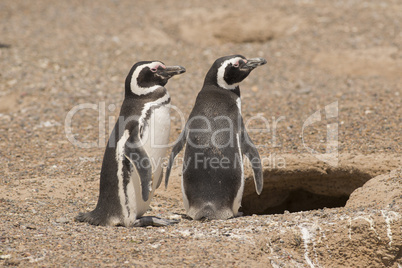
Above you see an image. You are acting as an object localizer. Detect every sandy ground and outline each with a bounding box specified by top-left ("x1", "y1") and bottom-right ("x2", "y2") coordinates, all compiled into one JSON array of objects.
[{"x1": 0, "y1": 0, "x2": 401, "y2": 267}]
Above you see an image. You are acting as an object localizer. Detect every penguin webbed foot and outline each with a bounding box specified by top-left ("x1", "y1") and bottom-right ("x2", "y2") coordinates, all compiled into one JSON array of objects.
[
  {"x1": 75, "y1": 211, "x2": 107, "y2": 226},
  {"x1": 234, "y1": 211, "x2": 244, "y2": 218},
  {"x1": 133, "y1": 216, "x2": 180, "y2": 227}
]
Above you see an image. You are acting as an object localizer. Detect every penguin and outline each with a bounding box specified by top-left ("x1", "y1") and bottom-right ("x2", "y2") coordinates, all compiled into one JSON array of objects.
[
  {"x1": 165, "y1": 55, "x2": 266, "y2": 220},
  {"x1": 76, "y1": 61, "x2": 186, "y2": 227}
]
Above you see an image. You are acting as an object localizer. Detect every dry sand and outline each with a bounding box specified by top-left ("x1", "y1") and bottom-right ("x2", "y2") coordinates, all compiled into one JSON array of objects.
[{"x1": 0, "y1": 0, "x2": 401, "y2": 267}]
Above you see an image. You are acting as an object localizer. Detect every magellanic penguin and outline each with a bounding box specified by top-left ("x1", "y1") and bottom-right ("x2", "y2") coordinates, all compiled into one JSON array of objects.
[
  {"x1": 76, "y1": 61, "x2": 185, "y2": 227},
  {"x1": 165, "y1": 55, "x2": 266, "y2": 220}
]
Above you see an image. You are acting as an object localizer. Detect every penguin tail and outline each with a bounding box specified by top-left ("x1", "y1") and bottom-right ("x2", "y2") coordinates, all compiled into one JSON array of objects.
[
  {"x1": 193, "y1": 204, "x2": 218, "y2": 220},
  {"x1": 192, "y1": 204, "x2": 235, "y2": 220}
]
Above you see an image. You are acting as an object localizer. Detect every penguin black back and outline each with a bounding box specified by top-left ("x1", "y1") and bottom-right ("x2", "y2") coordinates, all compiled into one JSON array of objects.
[{"x1": 165, "y1": 55, "x2": 266, "y2": 220}]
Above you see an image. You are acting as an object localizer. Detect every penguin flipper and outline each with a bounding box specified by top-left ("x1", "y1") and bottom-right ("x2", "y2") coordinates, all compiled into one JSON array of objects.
[
  {"x1": 124, "y1": 134, "x2": 153, "y2": 202},
  {"x1": 133, "y1": 216, "x2": 180, "y2": 227},
  {"x1": 165, "y1": 126, "x2": 187, "y2": 189},
  {"x1": 155, "y1": 169, "x2": 163, "y2": 189},
  {"x1": 241, "y1": 128, "x2": 263, "y2": 195}
]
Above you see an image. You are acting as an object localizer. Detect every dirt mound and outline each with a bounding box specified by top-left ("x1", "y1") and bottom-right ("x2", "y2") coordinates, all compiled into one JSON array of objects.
[
  {"x1": 168, "y1": 8, "x2": 304, "y2": 45},
  {"x1": 313, "y1": 46, "x2": 402, "y2": 80},
  {"x1": 346, "y1": 169, "x2": 402, "y2": 210}
]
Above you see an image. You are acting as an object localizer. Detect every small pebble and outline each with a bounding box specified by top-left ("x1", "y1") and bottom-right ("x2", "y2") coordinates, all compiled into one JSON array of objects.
[
  {"x1": 55, "y1": 217, "x2": 70, "y2": 224},
  {"x1": 0, "y1": 254, "x2": 11, "y2": 260}
]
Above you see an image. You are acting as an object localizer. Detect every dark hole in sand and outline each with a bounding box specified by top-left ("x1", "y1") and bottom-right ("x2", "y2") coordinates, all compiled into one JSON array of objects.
[
  {"x1": 0, "y1": 43, "x2": 11, "y2": 49},
  {"x1": 258, "y1": 189, "x2": 349, "y2": 214},
  {"x1": 240, "y1": 168, "x2": 372, "y2": 215}
]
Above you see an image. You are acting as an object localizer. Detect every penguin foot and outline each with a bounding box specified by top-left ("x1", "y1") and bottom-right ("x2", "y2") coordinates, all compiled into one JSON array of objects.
[
  {"x1": 75, "y1": 211, "x2": 117, "y2": 226},
  {"x1": 235, "y1": 211, "x2": 244, "y2": 217},
  {"x1": 133, "y1": 216, "x2": 180, "y2": 227},
  {"x1": 76, "y1": 212, "x2": 179, "y2": 227}
]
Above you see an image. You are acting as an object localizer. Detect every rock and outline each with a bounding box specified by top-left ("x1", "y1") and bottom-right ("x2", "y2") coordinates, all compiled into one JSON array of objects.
[
  {"x1": 346, "y1": 169, "x2": 401, "y2": 210},
  {"x1": 55, "y1": 217, "x2": 70, "y2": 224},
  {"x1": 0, "y1": 254, "x2": 11, "y2": 260}
]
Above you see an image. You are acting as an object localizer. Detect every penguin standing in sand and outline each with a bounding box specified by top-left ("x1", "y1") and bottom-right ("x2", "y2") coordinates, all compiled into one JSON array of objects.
[
  {"x1": 165, "y1": 55, "x2": 266, "y2": 220},
  {"x1": 77, "y1": 61, "x2": 185, "y2": 227}
]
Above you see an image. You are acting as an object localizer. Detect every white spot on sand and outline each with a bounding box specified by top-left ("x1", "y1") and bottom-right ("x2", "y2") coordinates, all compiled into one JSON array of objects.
[
  {"x1": 300, "y1": 226, "x2": 315, "y2": 268},
  {"x1": 381, "y1": 210, "x2": 401, "y2": 247}
]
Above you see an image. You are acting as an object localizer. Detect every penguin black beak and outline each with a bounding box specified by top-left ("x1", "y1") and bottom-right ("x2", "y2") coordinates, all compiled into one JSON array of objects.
[
  {"x1": 161, "y1": 65, "x2": 186, "y2": 78},
  {"x1": 242, "y1": 58, "x2": 267, "y2": 70}
]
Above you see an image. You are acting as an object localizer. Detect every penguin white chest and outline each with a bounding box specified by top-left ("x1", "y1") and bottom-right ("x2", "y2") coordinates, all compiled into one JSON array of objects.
[
  {"x1": 142, "y1": 104, "x2": 171, "y2": 161},
  {"x1": 131, "y1": 104, "x2": 170, "y2": 217}
]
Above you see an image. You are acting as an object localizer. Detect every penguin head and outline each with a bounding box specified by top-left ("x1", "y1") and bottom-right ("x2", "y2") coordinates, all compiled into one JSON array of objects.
[
  {"x1": 204, "y1": 55, "x2": 267, "y2": 90},
  {"x1": 125, "y1": 61, "x2": 186, "y2": 96}
]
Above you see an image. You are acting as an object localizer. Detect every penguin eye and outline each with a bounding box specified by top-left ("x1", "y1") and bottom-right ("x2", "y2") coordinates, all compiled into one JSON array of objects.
[
  {"x1": 150, "y1": 67, "x2": 158, "y2": 72},
  {"x1": 233, "y1": 62, "x2": 239, "y2": 68}
]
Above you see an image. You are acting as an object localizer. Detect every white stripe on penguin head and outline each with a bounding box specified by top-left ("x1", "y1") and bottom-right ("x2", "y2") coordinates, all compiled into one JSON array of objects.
[
  {"x1": 216, "y1": 57, "x2": 244, "y2": 90},
  {"x1": 130, "y1": 62, "x2": 166, "y2": 95}
]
